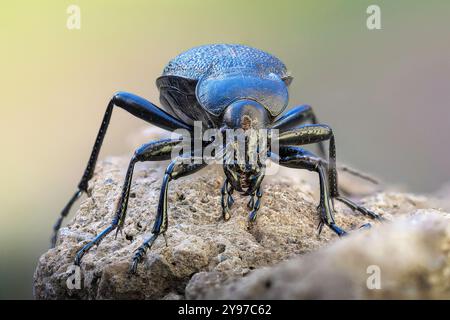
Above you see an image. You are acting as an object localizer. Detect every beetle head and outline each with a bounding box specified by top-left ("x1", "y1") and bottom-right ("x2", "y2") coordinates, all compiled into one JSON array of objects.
[
  {"x1": 222, "y1": 99, "x2": 268, "y2": 194},
  {"x1": 223, "y1": 99, "x2": 270, "y2": 130}
]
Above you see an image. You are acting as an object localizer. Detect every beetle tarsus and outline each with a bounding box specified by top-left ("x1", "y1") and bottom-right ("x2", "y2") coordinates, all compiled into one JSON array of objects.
[
  {"x1": 334, "y1": 196, "x2": 384, "y2": 221},
  {"x1": 327, "y1": 222, "x2": 348, "y2": 237},
  {"x1": 74, "y1": 224, "x2": 115, "y2": 265},
  {"x1": 51, "y1": 189, "x2": 83, "y2": 248},
  {"x1": 248, "y1": 187, "x2": 263, "y2": 222},
  {"x1": 130, "y1": 233, "x2": 158, "y2": 274},
  {"x1": 221, "y1": 179, "x2": 233, "y2": 221}
]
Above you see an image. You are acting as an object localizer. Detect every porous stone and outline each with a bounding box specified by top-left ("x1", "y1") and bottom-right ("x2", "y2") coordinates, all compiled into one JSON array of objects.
[{"x1": 33, "y1": 156, "x2": 450, "y2": 299}]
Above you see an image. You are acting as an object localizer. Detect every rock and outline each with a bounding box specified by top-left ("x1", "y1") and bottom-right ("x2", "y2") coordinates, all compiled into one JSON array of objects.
[
  {"x1": 33, "y1": 156, "x2": 450, "y2": 299},
  {"x1": 203, "y1": 212, "x2": 450, "y2": 299}
]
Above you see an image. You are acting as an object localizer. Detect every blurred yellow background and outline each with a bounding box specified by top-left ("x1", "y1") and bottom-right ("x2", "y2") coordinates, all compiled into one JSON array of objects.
[{"x1": 0, "y1": 0, "x2": 449, "y2": 299}]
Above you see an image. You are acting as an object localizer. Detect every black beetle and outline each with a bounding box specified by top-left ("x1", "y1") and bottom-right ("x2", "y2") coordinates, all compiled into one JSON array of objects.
[{"x1": 52, "y1": 44, "x2": 382, "y2": 273}]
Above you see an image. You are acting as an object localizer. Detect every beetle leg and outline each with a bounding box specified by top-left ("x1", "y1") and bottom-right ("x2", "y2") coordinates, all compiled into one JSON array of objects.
[
  {"x1": 247, "y1": 194, "x2": 255, "y2": 209},
  {"x1": 73, "y1": 138, "x2": 182, "y2": 266},
  {"x1": 221, "y1": 179, "x2": 233, "y2": 221},
  {"x1": 322, "y1": 135, "x2": 383, "y2": 220},
  {"x1": 277, "y1": 125, "x2": 383, "y2": 222},
  {"x1": 51, "y1": 190, "x2": 82, "y2": 247},
  {"x1": 52, "y1": 92, "x2": 193, "y2": 248},
  {"x1": 272, "y1": 105, "x2": 326, "y2": 157},
  {"x1": 131, "y1": 156, "x2": 207, "y2": 274},
  {"x1": 274, "y1": 150, "x2": 347, "y2": 236},
  {"x1": 221, "y1": 183, "x2": 229, "y2": 220},
  {"x1": 333, "y1": 196, "x2": 385, "y2": 221},
  {"x1": 278, "y1": 124, "x2": 338, "y2": 196},
  {"x1": 248, "y1": 187, "x2": 263, "y2": 222},
  {"x1": 227, "y1": 182, "x2": 235, "y2": 208},
  {"x1": 274, "y1": 145, "x2": 382, "y2": 230}
]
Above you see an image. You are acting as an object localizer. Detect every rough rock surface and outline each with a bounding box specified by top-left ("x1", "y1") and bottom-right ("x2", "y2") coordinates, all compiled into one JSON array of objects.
[
  {"x1": 33, "y1": 155, "x2": 450, "y2": 299},
  {"x1": 204, "y1": 213, "x2": 450, "y2": 299}
]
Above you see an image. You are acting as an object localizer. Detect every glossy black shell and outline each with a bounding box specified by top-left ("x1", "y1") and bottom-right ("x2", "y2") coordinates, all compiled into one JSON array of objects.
[{"x1": 156, "y1": 44, "x2": 292, "y2": 128}]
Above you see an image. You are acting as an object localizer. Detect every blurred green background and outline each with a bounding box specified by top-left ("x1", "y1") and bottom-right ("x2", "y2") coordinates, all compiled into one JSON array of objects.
[{"x1": 0, "y1": 0, "x2": 449, "y2": 299}]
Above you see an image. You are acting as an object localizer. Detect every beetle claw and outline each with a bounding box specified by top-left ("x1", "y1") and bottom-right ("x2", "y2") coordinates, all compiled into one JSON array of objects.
[{"x1": 114, "y1": 226, "x2": 123, "y2": 239}]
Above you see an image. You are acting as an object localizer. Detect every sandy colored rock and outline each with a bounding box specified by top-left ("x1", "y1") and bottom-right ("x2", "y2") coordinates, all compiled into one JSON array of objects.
[
  {"x1": 33, "y1": 155, "x2": 450, "y2": 299},
  {"x1": 203, "y1": 212, "x2": 450, "y2": 299}
]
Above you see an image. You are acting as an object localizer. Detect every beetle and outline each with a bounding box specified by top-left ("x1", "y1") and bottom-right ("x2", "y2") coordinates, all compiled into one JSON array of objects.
[{"x1": 51, "y1": 44, "x2": 382, "y2": 273}]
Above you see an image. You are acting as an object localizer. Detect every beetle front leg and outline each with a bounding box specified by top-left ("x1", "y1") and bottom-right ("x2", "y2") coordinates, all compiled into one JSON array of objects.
[
  {"x1": 74, "y1": 138, "x2": 182, "y2": 266},
  {"x1": 272, "y1": 105, "x2": 326, "y2": 157},
  {"x1": 278, "y1": 124, "x2": 337, "y2": 191},
  {"x1": 131, "y1": 156, "x2": 207, "y2": 274},
  {"x1": 274, "y1": 150, "x2": 346, "y2": 236},
  {"x1": 278, "y1": 124, "x2": 382, "y2": 221},
  {"x1": 51, "y1": 92, "x2": 193, "y2": 247}
]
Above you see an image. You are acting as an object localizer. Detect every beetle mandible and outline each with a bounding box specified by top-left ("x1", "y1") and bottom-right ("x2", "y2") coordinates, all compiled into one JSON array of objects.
[{"x1": 51, "y1": 44, "x2": 382, "y2": 273}]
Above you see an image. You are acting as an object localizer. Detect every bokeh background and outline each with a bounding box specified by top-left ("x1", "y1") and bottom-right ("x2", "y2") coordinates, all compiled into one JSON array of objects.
[{"x1": 1, "y1": 0, "x2": 449, "y2": 299}]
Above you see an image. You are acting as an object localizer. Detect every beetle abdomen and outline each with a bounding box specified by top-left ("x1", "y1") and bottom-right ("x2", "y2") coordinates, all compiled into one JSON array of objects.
[
  {"x1": 162, "y1": 44, "x2": 289, "y2": 81},
  {"x1": 157, "y1": 44, "x2": 292, "y2": 127}
]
